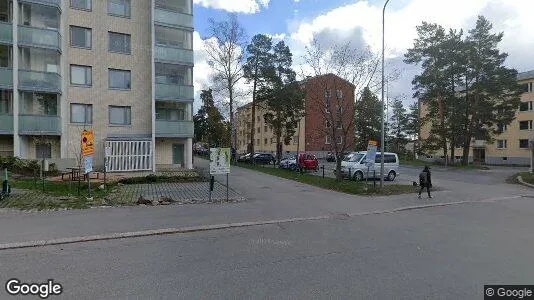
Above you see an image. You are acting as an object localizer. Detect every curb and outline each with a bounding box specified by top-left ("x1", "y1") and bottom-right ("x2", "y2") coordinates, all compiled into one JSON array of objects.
[
  {"x1": 517, "y1": 176, "x2": 534, "y2": 188},
  {"x1": 0, "y1": 195, "x2": 525, "y2": 251}
]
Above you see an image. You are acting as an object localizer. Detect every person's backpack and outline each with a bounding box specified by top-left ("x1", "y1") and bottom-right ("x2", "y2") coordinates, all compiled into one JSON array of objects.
[{"x1": 419, "y1": 171, "x2": 428, "y2": 184}]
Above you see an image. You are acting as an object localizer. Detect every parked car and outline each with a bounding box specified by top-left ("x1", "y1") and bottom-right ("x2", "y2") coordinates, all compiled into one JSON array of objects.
[
  {"x1": 237, "y1": 153, "x2": 252, "y2": 162},
  {"x1": 253, "y1": 153, "x2": 276, "y2": 165},
  {"x1": 298, "y1": 153, "x2": 319, "y2": 171},
  {"x1": 335, "y1": 151, "x2": 399, "y2": 181},
  {"x1": 279, "y1": 155, "x2": 297, "y2": 170},
  {"x1": 326, "y1": 152, "x2": 350, "y2": 162}
]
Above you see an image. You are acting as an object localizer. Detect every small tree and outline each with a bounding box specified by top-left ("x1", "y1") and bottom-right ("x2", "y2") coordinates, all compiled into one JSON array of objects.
[
  {"x1": 388, "y1": 97, "x2": 409, "y2": 154},
  {"x1": 355, "y1": 87, "x2": 382, "y2": 151},
  {"x1": 406, "y1": 101, "x2": 420, "y2": 158}
]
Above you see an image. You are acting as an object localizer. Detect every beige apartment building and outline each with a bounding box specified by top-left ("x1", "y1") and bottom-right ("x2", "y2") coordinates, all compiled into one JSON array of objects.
[
  {"x1": 0, "y1": 0, "x2": 194, "y2": 171},
  {"x1": 419, "y1": 70, "x2": 534, "y2": 165},
  {"x1": 235, "y1": 100, "x2": 305, "y2": 155}
]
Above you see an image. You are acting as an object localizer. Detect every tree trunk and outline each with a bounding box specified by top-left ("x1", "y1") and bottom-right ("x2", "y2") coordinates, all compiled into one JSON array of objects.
[
  {"x1": 275, "y1": 111, "x2": 282, "y2": 164},
  {"x1": 229, "y1": 80, "x2": 236, "y2": 149},
  {"x1": 450, "y1": 142, "x2": 455, "y2": 164},
  {"x1": 335, "y1": 158, "x2": 342, "y2": 181},
  {"x1": 461, "y1": 77, "x2": 470, "y2": 166},
  {"x1": 438, "y1": 93, "x2": 448, "y2": 166},
  {"x1": 249, "y1": 66, "x2": 258, "y2": 163}
]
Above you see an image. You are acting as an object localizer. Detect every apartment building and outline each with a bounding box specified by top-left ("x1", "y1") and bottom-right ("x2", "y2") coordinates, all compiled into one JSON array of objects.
[
  {"x1": 235, "y1": 74, "x2": 355, "y2": 158},
  {"x1": 0, "y1": 0, "x2": 194, "y2": 171},
  {"x1": 419, "y1": 70, "x2": 534, "y2": 165}
]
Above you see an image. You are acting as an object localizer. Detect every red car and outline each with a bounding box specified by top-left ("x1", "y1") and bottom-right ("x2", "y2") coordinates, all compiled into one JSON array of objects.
[{"x1": 298, "y1": 153, "x2": 319, "y2": 171}]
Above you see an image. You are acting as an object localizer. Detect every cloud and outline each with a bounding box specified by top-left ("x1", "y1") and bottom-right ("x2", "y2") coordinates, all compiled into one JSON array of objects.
[{"x1": 193, "y1": 0, "x2": 270, "y2": 14}]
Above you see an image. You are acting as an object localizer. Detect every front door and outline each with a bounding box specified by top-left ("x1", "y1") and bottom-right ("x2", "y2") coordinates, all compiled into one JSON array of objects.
[
  {"x1": 473, "y1": 148, "x2": 486, "y2": 163},
  {"x1": 172, "y1": 144, "x2": 184, "y2": 166}
]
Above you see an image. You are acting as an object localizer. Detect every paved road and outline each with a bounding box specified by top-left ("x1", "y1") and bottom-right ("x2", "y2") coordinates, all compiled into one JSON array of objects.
[{"x1": 3, "y1": 195, "x2": 534, "y2": 299}]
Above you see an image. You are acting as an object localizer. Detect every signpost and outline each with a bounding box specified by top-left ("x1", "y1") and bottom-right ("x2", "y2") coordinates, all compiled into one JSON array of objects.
[
  {"x1": 81, "y1": 130, "x2": 95, "y2": 200},
  {"x1": 209, "y1": 148, "x2": 231, "y2": 202},
  {"x1": 365, "y1": 140, "x2": 378, "y2": 188}
]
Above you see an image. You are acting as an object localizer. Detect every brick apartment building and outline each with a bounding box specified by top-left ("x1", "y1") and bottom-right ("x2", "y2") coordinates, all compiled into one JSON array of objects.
[{"x1": 236, "y1": 73, "x2": 355, "y2": 158}]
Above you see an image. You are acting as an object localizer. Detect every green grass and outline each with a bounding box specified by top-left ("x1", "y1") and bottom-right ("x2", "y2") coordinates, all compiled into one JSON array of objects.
[
  {"x1": 517, "y1": 172, "x2": 534, "y2": 185},
  {"x1": 235, "y1": 162, "x2": 416, "y2": 196}
]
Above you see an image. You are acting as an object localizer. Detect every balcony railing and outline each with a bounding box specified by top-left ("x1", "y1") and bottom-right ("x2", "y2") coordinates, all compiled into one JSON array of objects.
[
  {"x1": 19, "y1": 115, "x2": 60, "y2": 135},
  {"x1": 20, "y1": 0, "x2": 61, "y2": 9},
  {"x1": 0, "y1": 114, "x2": 13, "y2": 134},
  {"x1": 0, "y1": 22, "x2": 13, "y2": 44},
  {"x1": 154, "y1": 8, "x2": 193, "y2": 29},
  {"x1": 155, "y1": 45, "x2": 194, "y2": 65},
  {"x1": 0, "y1": 68, "x2": 13, "y2": 89},
  {"x1": 19, "y1": 70, "x2": 61, "y2": 93},
  {"x1": 155, "y1": 120, "x2": 193, "y2": 138},
  {"x1": 18, "y1": 25, "x2": 61, "y2": 51},
  {"x1": 155, "y1": 83, "x2": 194, "y2": 101}
]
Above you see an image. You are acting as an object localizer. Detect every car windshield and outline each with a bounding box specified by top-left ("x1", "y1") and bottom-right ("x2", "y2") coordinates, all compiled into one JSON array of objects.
[{"x1": 343, "y1": 153, "x2": 365, "y2": 162}]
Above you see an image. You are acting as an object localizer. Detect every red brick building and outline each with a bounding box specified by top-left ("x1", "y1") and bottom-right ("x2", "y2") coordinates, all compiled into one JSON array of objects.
[{"x1": 303, "y1": 74, "x2": 356, "y2": 157}]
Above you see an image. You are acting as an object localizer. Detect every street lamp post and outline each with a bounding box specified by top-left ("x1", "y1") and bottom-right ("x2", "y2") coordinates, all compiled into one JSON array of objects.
[{"x1": 380, "y1": 0, "x2": 391, "y2": 188}]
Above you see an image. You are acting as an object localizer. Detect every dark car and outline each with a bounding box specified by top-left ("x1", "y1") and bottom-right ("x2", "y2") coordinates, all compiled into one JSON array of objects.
[
  {"x1": 326, "y1": 152, "x2": 349, "y2": 162},
  {"x1": 253, "y1": 153, "x2": 275, "y2": 165}
]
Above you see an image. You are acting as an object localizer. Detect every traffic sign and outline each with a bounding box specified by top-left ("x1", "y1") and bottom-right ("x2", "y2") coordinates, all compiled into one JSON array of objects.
[
  {"x1": 365, "y1": 140, "x2": 378, "y2": 167},
  {"x1": 81, "y1": 130, "x2": 95, "y2": 157},
  {"x1": 84, "y1": 156, "x2": 93, "y2": 174}
]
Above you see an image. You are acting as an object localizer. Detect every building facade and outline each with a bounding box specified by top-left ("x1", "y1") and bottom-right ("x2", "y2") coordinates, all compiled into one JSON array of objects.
[
  {"x1": 235, "y1": 74, "x2": 356, "y2": 158},
  {"x1": 419, "y1": 70, "x2": 534, "y2": 165},
  {"x1": 0, "y1": 0, "x2": 194, "y2": 171}
]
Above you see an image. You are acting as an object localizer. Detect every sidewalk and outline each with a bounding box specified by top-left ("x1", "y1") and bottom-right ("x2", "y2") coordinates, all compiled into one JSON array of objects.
[{"x1": 0, "y1": 158, "x2": 531, "y2": 245}]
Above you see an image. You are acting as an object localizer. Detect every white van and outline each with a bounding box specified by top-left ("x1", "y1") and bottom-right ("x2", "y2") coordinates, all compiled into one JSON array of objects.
[{"x1": 338, "y1": 151, "x2": 400, "y2": 181}]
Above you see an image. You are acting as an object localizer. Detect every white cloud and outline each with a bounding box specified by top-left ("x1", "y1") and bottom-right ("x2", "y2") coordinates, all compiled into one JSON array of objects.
[{"x1": 193, "y1": 0, "x2": 270, "y2": 14}]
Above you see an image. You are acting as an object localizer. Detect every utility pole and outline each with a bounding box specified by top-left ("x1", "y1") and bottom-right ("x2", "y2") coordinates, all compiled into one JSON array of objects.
[{"x1": 380, "y1": 0, "x2": 391, "y2": 189}]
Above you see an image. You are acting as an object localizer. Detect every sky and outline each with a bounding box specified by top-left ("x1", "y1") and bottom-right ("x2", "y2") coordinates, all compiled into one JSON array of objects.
[{"x1": 191, "y1": 0, "x2": 534, "y2": 113}]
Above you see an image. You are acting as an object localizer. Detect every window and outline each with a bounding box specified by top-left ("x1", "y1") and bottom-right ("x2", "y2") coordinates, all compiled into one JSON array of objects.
[
  {"x1": 264, "y1": 138, "x2": 268, "y2": 145},
  {"x1": 108, "y1": 0, "x2": 130, "y2": 17},
  {"x1": 257, "y1": 115, "x2": 261, "y2": 122},
  {"x1": 497, "y1": 124, "x2": 508, "y2": 132},
  {"x1": 325, "y1": 135, "x2": 331, "y2": 144},
  {"x1": 155, "y1": 26, "x2": 193, "y2": 49},
  {"x1": 155, "y1": 63, "x2": 193, "y2": 85},
  {"x1": 109, "y1": 32, "x2": 131, "y2": 54},
  {"x1": 109, "y1": 69, "x2": 131, "y2": 90},
  {"x1": 520, "y1": 101, "x2": 533, "y2": 112},
  {"x1": 337, "y1": 136, "x2": 343, "y2": 144},
  {"x1": 337, "y1": 122, "x2": 343, "y2": 129},
  {"x1": 337, "y1": 106, "x2": 343, "y2": 114},
  {"x1": 36, "y1": 143, "x2": 52, "y2": 159},
  {"x1": 256, "y1": 139, "x2": 259, "y2": 145},
  {"x1": 70, "y1": 26, "x2": 91, "y2": 49},
  {"x1": 71, "y1": 0, "x2": 92, "y2": 10},
  {"x1": 384, "y1": 154, "x2": 397, "y2": 163},
  {"x1": 257, "y1": 127, "x2": 260, "y2": 133},
  {"x1": 271, "y1": 138, "x2": 274, "y2": 144},
  {"x1": 109, "y1": 106, "x2": 131, "y2": 125},
  {"x1": 70, "y1": 103, "x2": 92, "y2": 124},
  {"x1": 374, "y1": 154, "x2": 382, "y2": 163},
  {"x1": 264, "y1": 126, "x2": 267, "y2": 132},
  {"x1": 496, "y1": 140, "x2": 507, "y2": 149},
  {"x1": 0, "y1": 91, "x2": 12, "y2": 114},
  {"x1": 70, "y1": 65, "x2": 92, "y2": 86},
  {"x1": 521, "y1": 82, "x2": 533, "y2": 93},
  {"x1": 519, "y1": 120, "x2": 532, "y2": 130},
  {"x1": 325, "y1": 98, "x2": 331, "y2": 113},
  {"x1": 336, "y1": 90, "x2": 343, "y2": 99},
  {"x1": 520, "y1": 139, "x2": 529, "y2": 149},
  {"x1": 502, "y1": 157, "x2": 508, "y2": 161},
  {"x1": 325, "y1": 120, "x2": 331, "y2": 128},
  {"x1": 324, "y1": 89, "x2": 331, "y2": 98},
  {"x1": 293, "y1": 136, "x2": 299, "y2": 145},
  {"x1": 155, "y1": 0, "x2": 192, "y2": 14}
]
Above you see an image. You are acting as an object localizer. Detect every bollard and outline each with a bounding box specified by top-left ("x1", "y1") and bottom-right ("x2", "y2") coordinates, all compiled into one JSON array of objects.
[
  {"x1": 373, "y1": 170, "x2": 376, "y2": 188},
  {"x1": 322, "y1": 165, "x2": 325, "y2": 178},
  {"x1": 349, "y1": 168, "x2": 351, "y2": 180}
]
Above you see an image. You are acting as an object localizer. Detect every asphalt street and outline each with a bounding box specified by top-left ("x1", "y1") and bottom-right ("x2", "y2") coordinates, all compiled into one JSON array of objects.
[{"x1": 3, "y1": 196, "x2": 534, "y2": 299}]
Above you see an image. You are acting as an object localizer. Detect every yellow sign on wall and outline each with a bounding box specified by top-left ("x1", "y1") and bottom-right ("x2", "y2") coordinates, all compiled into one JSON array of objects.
[{"x1": 81, "y1": 130, "x2": 95, "y2": 157}]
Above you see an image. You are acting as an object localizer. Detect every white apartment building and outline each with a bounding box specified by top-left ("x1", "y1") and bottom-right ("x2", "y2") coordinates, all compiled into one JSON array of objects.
[{"x1": 0, "y1": 0, "x2": 194, "y2": 171}]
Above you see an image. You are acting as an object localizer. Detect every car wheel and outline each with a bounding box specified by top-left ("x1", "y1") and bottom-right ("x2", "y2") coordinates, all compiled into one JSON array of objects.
[
  {"x1": 353, "y1": 171, "x2": 364, "y2": 181},
  {"x1": 387, "y1": 171, "x2": 396, "y2": 181}
]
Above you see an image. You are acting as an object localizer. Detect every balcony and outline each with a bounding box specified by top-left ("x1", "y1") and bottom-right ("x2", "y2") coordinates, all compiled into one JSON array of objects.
[
  {"x1": 155, "y1": 120, "x2": 193, "y2": 138},
  {"x1": 0, "y1": 22, "x2": 12, "y2": 44},
  {"x1": 0, "y1": 68, "x2": 13, "y2": 89},
  {"x1": 155, "y1": 83, "x2": 194, "y2": 101},
  {"x1": 154, "y1": 8, "x2": 193, "y2": 29},
  {"x1": 0, "y1": 114, "x2": 13, "y2": 134},
  {"x1": 155, "y1": 45, "x2": 193, "y2": 65},
  {"x1": 18, "y1": 115, "x2": 60, "y2": 135},
  {"x1": 18, "y1": 26, "x2": 61, "y2": 51},
  {"x1": 19, "y1": 0, "x2": 61, "y2": 10},
  {"x1": 19, "y1": 70, "x2": 61, "y2": 94}
]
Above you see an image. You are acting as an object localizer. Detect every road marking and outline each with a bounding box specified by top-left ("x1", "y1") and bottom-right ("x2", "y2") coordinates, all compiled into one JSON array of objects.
[{"x1": 0, "y1": 195, "x2": 526, "y2": 251}]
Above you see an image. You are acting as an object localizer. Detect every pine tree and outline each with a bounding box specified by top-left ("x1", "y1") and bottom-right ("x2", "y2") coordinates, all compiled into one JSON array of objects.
[
  {"x1": 355, "y1": 87, "x2": 382, "y2": 151},
  {"x1": 389, "y1": 97, "x2": 408, "y2": 154}
]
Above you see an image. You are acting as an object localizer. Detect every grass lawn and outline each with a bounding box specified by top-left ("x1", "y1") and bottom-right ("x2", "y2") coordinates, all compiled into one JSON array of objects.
[
  {"x1": 517, "y1": 172, "x2": 534, "y2": 185},
  {"x1": 0, "y1": 178, "x2": 115, "y2": 210},
  {"x1": 235, "y1": 162, "x2": 416, "y2": 196}
]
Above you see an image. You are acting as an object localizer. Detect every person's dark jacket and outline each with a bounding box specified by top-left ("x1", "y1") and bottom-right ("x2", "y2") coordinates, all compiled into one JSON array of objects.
[{"x1": 420, "y1": 168, "x2": 432, "y2": 187}]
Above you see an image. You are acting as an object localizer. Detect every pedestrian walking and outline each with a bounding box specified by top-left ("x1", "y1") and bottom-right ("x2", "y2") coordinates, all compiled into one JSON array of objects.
[{"x1": 418, "y1": 166, "x2": 432, "y2": 199}]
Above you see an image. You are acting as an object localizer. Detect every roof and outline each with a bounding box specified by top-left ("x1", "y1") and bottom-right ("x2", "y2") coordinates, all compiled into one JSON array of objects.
[{"x1": 518, "y1": 70, "x2": 534, "y2": 81}]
